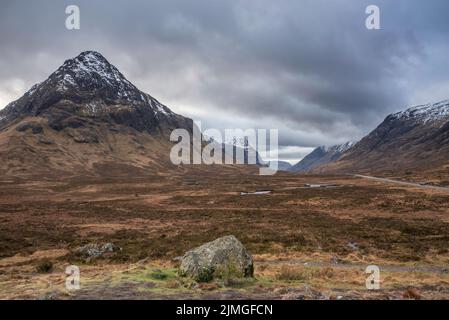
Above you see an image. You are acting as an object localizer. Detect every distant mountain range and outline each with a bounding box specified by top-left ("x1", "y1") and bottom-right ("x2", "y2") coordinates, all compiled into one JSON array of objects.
[
  {"x1": 0, "y1": 51, "x2": 266, "y2": 178},
  {"x1": 1, "y1": 50, "x2": 448, "y2": 178},
  {"x1": 291, "y1": 100, "x2": 449, "y2": 174},
  {"x1": 322, "y1": 100, "x2": 449, "y2": 174},
  {"x1": 289, "y1": 141, "x2": 356, "y2": 173},
  {"x1": 266, "y1": 160, "x2": 293, "y2": 172}
]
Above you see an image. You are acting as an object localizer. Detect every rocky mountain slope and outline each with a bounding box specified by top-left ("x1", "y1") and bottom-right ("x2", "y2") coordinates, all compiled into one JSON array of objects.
[
  {"x1": 323, "y1": 100, "x2": 449, "y2": 174},
  {"x1": 0, "y1": 51, "x2": 194, "y2": 177},
  {"x1": 265, "y1": 160, "x2": 292, "y2": 172},
  {"x1": 290, "y1": 141, "x2": 356, "y2": 173}
]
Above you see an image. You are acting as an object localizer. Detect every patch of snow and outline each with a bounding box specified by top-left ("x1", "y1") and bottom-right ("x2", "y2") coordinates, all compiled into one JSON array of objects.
[
  {"x1": 321, "y1": 141, "x2": 357, "y2": 154},
  {"x1": 334, "y1": 141, "x2": 357, "y2": 153},
  {"x1": 27, "y1": 83, "x2": 41, "y2": 96},
  {"x1": 392, "y1": 100, "x2": 449, "y2": 123},
  {"x1": 34, "y1": 51, "x2": 178, "y2": 117},
  {"x1": 151, "y1": 99, "x2": 173, "y2": 117},
  {"x1": 62, "y1": 74, "x2": 76, "y2": 86},
  {"x1": 60, "y1": 52, "x2": 144, "y2": 104}
]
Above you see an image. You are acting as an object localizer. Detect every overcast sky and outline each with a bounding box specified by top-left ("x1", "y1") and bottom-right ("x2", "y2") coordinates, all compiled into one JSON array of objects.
[{"x1": 1, "y1": 0, "x2": 449, "y2": 162}]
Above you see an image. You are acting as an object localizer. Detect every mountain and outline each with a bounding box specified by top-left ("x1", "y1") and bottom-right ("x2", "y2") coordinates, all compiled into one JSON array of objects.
[
  {"x1": 323, "y1": 100, "x2": 449, "y2": 174},
  {"x1": 290, "y1": 141, "x2": 356, "y2": 173},
  {"x1": 0, "y1": 51, "x2": 193, "y2": 177},
  {"x1": 0, "y1": 51, "x2": 191, "y2": 136},
  {"x1": 266, "y1": 160, "x2": 292, "y2": 172}
]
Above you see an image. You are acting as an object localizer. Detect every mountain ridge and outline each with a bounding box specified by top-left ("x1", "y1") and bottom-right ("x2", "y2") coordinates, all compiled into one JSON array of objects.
[
  {"x1": 319, "y1": 99, "x2": 449, "y2": 174},
  {"x1": 290, "y1": 141, "x2": 356, "y2": 173},
  {"x1": 0, "y1": 51, "x2": 190, "y2": 137},
  {"x1": 0, "y1": 51, "x2": 195, "y2": 177}
]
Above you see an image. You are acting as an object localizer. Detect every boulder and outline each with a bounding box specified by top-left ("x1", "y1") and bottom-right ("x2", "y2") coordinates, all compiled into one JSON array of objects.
[
  {"x1": 179, "y1": 235, "x2": 253, "y2": 282},
  {"x1": 38, "y1": 290, "x2": 63, "y2": 300},
  {"x1": 78, "y1": 242, "x2": 121, "y2": 259}
]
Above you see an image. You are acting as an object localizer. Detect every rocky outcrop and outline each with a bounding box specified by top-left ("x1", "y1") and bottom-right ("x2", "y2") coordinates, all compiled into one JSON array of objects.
[
  {"x1": 78, "y1": 243, "x2": 121, "y2": 259},
  {"x1": 15, "y1": 121, "x2": 43, "y2": 134},
  {"x1": 179, "y1": 235, "x2": 253, "y2": 282}
]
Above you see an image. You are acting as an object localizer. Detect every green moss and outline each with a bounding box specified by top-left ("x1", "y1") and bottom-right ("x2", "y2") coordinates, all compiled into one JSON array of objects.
[
  {"x1": 148, "y1": 269, "x2": 174, "y2": 280},
  {"x1": 195, "y1": 268, "x2": 215, "y2": 283}
]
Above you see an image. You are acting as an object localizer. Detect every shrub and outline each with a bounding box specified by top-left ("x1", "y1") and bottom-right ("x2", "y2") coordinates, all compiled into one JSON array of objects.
[
  {"x1": 149, "y1": 270, "x2": 168, "y2": 280},
  {"x1": 36, "y1": 260, "x2": 53, "y2": 273},
  {"x1": 276, "y1": 265, "x2": 335, "y2": 281},
  {"x1": 149, "y1": 269, "x2": 177, "y2": 281},
  {"x1": 276, "y1": 266, "x2": 309, "y2": 281},
  {"x1": 314, "y1": 267, "x2": 335, "y2": 279}
]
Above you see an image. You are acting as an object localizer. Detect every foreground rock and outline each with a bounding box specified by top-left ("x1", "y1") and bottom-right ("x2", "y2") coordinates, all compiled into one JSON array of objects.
[
  {"x1": 179, "y1": 235, "x2": 253, "y2": 282},
  {"x1": 78, "y1": 243, "x2": 121, "y2": 259}
]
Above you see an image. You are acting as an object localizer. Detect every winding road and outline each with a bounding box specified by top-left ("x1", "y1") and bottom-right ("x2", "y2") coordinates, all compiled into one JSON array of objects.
[{"x1": 353, "y1": 174, "x2": 449, "y2": 191}]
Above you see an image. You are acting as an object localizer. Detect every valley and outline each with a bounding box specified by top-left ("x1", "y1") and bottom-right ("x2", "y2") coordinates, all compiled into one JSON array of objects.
[
  {"x1": 1, "y1": 170, "x2": 449, "y2": 299},
  {"x1": 0, "y1": 51, "x2": 449, "y2": 301}
]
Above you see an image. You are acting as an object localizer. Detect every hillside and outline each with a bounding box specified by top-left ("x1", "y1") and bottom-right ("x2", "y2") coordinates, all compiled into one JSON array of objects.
[
  {"x1": 323, "y1": 100, "x2": 449, "y2": 175},
  {"x1": 0, "y1": 51, "x2": 194, "y2": 178}
]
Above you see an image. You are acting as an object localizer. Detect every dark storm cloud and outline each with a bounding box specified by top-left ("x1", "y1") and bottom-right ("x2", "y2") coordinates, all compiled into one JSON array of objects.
[{"x1": 1, "y1": 0, "x2": 449, "y2": 155}]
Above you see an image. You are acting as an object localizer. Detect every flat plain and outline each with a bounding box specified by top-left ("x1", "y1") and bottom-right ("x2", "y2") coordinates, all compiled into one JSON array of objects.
[{"x1": 1, "y1": 168, "x2": 449, "y2": 300}]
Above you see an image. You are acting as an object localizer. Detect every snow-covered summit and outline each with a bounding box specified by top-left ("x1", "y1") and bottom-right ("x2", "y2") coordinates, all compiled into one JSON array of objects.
[
  {"x1": 318, "y1": 141, "x2": 357, "y2": 153},
  {"x1": 331, "y1": 140, "x2": 357, "y2": 153},
  {"x1": 54, "y1": 51, "x2": 134, "y2": 94},
  {"x1": 61, "y1": 51, "x2": 124, "y2": 80},
  {"x1": 289, "y1": 140, "x2": 356, "y2": 173},
  {"x1": 1, "y1": 51, "x2": 175, "y2": 119},
  {"x1": 54, "y1": 51, "x2": 170, "y2": 110},
  {"x1": 390, "y1": 100, "x2": 449, "y2": 124}
]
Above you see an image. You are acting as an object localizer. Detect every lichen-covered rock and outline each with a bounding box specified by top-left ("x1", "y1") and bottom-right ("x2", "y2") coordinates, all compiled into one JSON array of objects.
[
  {"x1": 101, "y1": 242, "x2": 119, "y2": 253},
  {"x1": 78, "y1": 243, "x2": 102, "y2": 258},
  {"x1": 179, "y1": 235, "x2": 253, "y2": 282},
  {"x1": 78, "y1": 242, "x2": 121, "y2": 258}
]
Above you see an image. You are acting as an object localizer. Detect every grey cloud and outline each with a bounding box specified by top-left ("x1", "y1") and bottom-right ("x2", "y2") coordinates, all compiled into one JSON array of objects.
[{"x1": 1, "y1": 0, "x2": 449, "y2": 160}]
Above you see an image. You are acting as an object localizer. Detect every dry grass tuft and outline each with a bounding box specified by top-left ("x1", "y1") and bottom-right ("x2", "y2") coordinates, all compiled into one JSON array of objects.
[{"x1": 403, "y1": 287, "x2": 422, "y2": 300}]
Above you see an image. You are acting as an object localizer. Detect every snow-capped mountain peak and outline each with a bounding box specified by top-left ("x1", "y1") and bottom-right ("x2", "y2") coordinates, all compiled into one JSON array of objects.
[
  {"x1": 0, "y1": 51, "x2": 183, "y2": 134},
  {"x1": 49, "y1": 51, "x2": 143, "y2": 102},
  {"x1": 391, "y1": 100, "x2": 449, "y2": 124},
  {"x1": 331, "y1": 140, "x2": 357, "y2": 153},
  {"x1": 290, "y1": 140, "x2": 357, "y2": 173},
  {"x1": 63, "y1": 51, "x2": 121, "y2": 77},
  {"x1": 1, "y1": 51, "x2": 175, "y2": 120},
  {"x1": 54, "y1": 51, "x2": 133, "y2": 89},
  {"x1": 316, "y1": 141, "x2": 357, "y2": 154}
]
